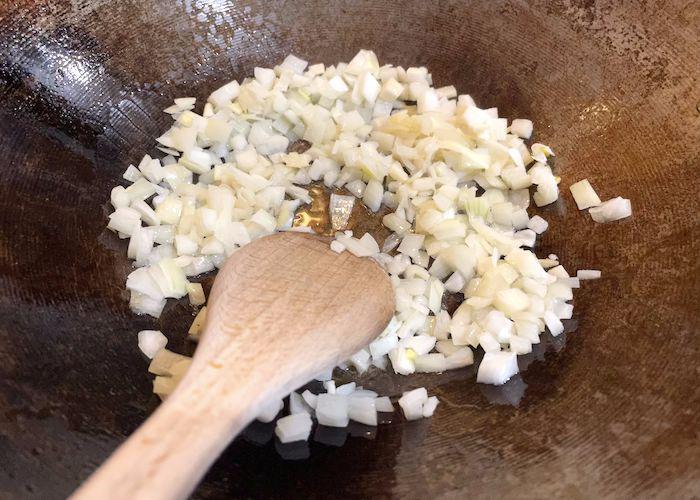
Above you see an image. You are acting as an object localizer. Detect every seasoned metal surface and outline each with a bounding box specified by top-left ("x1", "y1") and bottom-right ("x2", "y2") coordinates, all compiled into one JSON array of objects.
[{"x1": 0, "y1": 1, "x2": 698, "y2": 498}]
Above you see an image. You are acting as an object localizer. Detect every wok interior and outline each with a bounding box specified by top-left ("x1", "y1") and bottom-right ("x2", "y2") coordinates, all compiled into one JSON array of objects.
[{"x1": 0, "y1": 1, "x2": 698, "y2": 498}]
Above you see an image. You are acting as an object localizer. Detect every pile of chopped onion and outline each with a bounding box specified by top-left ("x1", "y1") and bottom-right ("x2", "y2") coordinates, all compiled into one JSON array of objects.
[{"x1": 111, "y1": 50, "x2": 626, "y2": 445}]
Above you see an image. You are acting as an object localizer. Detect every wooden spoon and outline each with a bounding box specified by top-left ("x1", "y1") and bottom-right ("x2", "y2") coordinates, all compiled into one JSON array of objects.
[{"x1": 72, "y1": 232, "x2": 394, "y2": 500}]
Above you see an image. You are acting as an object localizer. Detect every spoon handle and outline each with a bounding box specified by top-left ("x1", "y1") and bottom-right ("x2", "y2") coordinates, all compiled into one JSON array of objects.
[{"x1": 71, "y1": 360, "x2": 259, "y2": 500}]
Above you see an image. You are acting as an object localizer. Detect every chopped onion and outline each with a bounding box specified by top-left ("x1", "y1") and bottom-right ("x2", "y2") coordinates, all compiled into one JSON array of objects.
[
  {"x1": 589, "y1": 197, "x2": 632, "y2": 223},
  {"x1": 397, "y1": 233, "x2": 425, "y2": 258},
  {"x1": 446, "y1": 348, "x2": 474, "y2": 369},
  {"x1": 334, "y1": 232, "x2": 379, "y2": 258},
  {"x1": 110, "y1": 186, "x2": 130, "y2": 208},
  {"x1": 509, "y1": 335, "x2": 532, "y2": 355},
  {"x1": 335, "y1": 382, "x2": 357, "y2": 396},
  {"x1": 375, "y1": 396, "x2": 394, "y2": 412},
  {"x1": 527, "y1": 215, "x2": 548, "y2": 234},
  {"x1": 414, "y1": 353, "x2": 448, "y2": 373},
  {"x1": 187, "y1": 306, "x2": 207, "y2": 340},
  {"x1": 186, "y1": 282, "x2": 205, "y2": 306},
  {"x1": 148, "y1": 349, "x2": 191, "y2": 376},
  {"x1": 398, "y1": 387, "x2": 428, "y2": 421},
  {"x1": 402, "y1": 334, "x2": 436, "y2": 355},
  {"x1": 476, "y1": 351, "x2": 519, "y2": 385},
  {"x1": 569, "y1": 179, "x2": 601, "y2": 210},
  {"x1": 137, "y1": 330, "x2": 168, "y2": 359},
  {"x1": 289, "y1": 391, "x2": 313, "y2": 415},
  {"x1": 123, "y1": 165, "x2": 143, "y2": 182},
  {"x1": 315, "y1": 394, "x2": 349, "y2": 427},
  {"x1": 348, "y1": 349, "x2": 371, "y2": 373},
  {"x1": 363, "y1": 180, "x2": 383, "y2": 212},
  {"x1": 330, "y1": 240, "x2": 346, "y2": 253},
  {"x1": 422, "y1": 396, "x2": 440, "y2": 418},
  {"x1": 348, "y1": 397, "x2": 377, "y2": 426},
  {"x1": 543, "y1": 310, "x2": 565, "y2": 336},
  {"x1": 275, "y1": 413, "x2": 312, "y2": 443},
  {"x1": 301, "y1": 390, "x2": 318, "y2": 409},
  {"x1": 323, "y1": 380, "x2": 336, "y2": 394},
  {"x1": 107, "y1": 50, "x2": 607, "y2": 446},
  {"x1": 577, "y1": 269, "x2": 601, "y2": 280},
  {"x1": 510, "y1": 119, "x2": 533, "y2": 139}
]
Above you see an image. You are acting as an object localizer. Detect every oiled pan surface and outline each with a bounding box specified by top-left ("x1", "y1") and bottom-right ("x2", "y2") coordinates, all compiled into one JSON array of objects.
[{"x1": 0, "y1": 1, "x2": 698, "y2": 498}]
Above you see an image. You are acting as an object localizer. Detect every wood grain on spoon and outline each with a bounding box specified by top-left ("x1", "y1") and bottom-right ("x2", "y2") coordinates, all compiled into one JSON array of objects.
[{"x1": 72, "y1": 232, "x2": 394, "y2": 500}]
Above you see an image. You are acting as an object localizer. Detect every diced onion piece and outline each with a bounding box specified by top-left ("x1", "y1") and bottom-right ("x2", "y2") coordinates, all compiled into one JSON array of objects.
[
  {"x1": 402, "y1": 334, "x2": 436, "y2": 355},
  {"x1": 509, "y1": 335, "x2": 532, "y2": 355},
  {"x1": 527, "y1": 215, "x2": 548, "y2": 234},
  {"x1": 335, "y1": 232, "x2": 379, "y2": 258},
  {"x1": 152, "y1": 376, "x2": 177, "y2": 397},
  {"x1": 316, "y1": 394, "x2": 349, "y2": 427},
  {"x1": 129, "y1": 292, "x2": 166, "y2": 318},
  {"x1": 348, "y1": 349, "x2": 371, "y2": 373},
  {"x1": 363, "y1": 180, "x2": 383, "y2": 212},
  {"x1": 422, "y1": 396, "x2": 439, "y2": 418},
  {"x1": 477, "y1": 351, "x2": 519, "y2": 385},
  {"x1": 375, "y1": 396, "x2": 394, "y2": 412},
  {"x1": 301, "y1": 390, "x2": 318, "y2": 409},
  {"x1": 148, "y1": 349, "x2": 191, "y2": 376},
  {"x1": 389, "y1": 347, "x2": 416, "y2": 375},
  {"x1": 543, "y1": 310, "x2": 565, "y2": 336},
  {"x1": 510, "y1": 119, "x2": 533, "y2": 139},
  {"x1": 548, "y1": 265, "x2": 569, "y2": 279},
  {"x1": 330, "y1": 240, "x2": 346, "y2": 253},
  {"x1": 577, "y1": 269, "x2": 601, "y2": 280},
  {"x1": 275, "y1": 413, "x2": 313, "y2": 443},
  {"x1": 251, "y1": 209, "x2": 277, "y2": 232},
  {"x1": 289, "y1": 391, "x2": 313, "y2": 415},
  {"x1": 398, "y1": 387, "x2": 428, "y2": 421},
  {"x1": 446, "y1": 348, "x2": 474, "y2": 369},
  {"x1": 513, "y1": 229, "x2": 537, "y2": 248},
  {"x1": 111, "y1": 186, "x2": 130, "y2": 208},
  {"x1": 380, "y1": 78, "x2": 404, "y2": 101},
  {"x1": 414, "y1": 353, "x2": 448, "y2": 373},
  {"x1": 494, "y1": 288, "x2": 530, "y2": 315},
  {"x1": 323, "y1": 380, "x2": 336, "y2": 394},
  {"x1": 569, "y1": 179, "x2": 602, "y2": 210},
  {"x1": 348, "y1": 397, "x2": 378, "y2": 426},
  {"x1": 137, "y1": 330, "x2": 168, "y2": 359},
  {"x1": 123, "y1": 165, "x2": 143, "y2": 182},
  {"x1": 336, "y1": 382, "x2": 357, "y2": 396},
  {"x1": 589, "y1": 197, "x2": 632, "y2": 223},
  {"x1": 397, "y1": 233, "x2": 425, "y2": 258},
  {"x1": 188, "y1": 307, "x2": 207, "y2": 340},
  {"x1": 370, "y1": 331, "x2": 399, "y2": 358},
  {"x1": 208, "y1": 80, "x2": 240, "y2": 108},
  {"x1": 531, "y1": 143, "x2": 554, "y2": 163},
  {"x1": 186, "y1": 282, "x2": 205, "y2": 306}
]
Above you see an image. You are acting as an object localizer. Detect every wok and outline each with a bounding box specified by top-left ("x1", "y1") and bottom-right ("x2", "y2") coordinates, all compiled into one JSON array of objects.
[{"x1": 0, "y1": 1, "x2": 698, "y2": 498}]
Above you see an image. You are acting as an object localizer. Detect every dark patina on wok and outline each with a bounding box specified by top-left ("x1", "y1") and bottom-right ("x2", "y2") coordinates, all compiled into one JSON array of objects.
[{"x1": 0, "y1": 1, "x2": 698, "y2": 498}]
